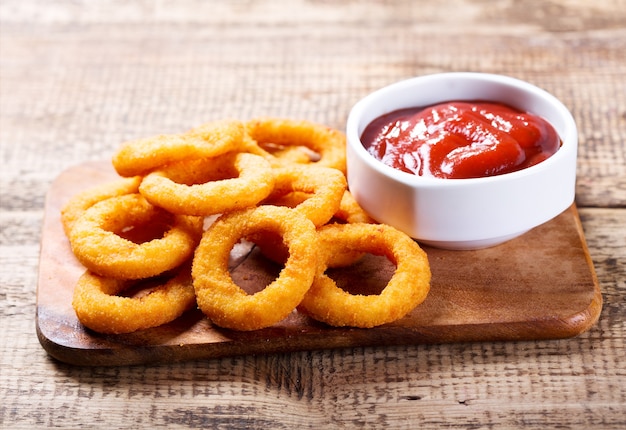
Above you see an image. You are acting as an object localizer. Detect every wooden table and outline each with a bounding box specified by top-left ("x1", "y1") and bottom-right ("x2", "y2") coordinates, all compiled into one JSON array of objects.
[{"x1": 1, "y1": 1, "x2": 624, "y2": 428}]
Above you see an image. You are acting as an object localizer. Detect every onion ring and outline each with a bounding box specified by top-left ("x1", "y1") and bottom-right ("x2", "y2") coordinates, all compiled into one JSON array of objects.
[
  {"x1": 298, "y1": 223, "x2": 431, "y2": 328},
  {"x1": 259, "y1": 190, "x2": 373, "y2": 225},
  {"x1": 138, "y1": 152, "x2": 275, "y2": 216},
  {"x1": 324, "y1": 190, "x2": 377, "y2": 267},
  {"x1": 245, "y1": 117, "x2": 347, "y2": 172},
  {"x1": 192, "y1": 205, "x2": 318, "y2": 331},
  {"x1": 252, "y1": 190, "x2": 375, "y2": 267},
  {"x1": 72, "y1": 265, "x2": 196, "y2": 334},
  {"x1": 61, "y1": 176, "x2": 141, "y2": 236},
  {"x1": 263, "y1": 164, "x2": 346, "y2": 227},
  {"x1": 69, "y1": 194, "x2": 203, "y2": 279},
  {"x1": 334, "y1": 190, "x2": 376, "y2": 225},
  {"x1": 263, "y1": 145, "x2": 315, "y2": 165},
  {"x1": 112, "y1": 119, "x2": 245, "y2": 177}
]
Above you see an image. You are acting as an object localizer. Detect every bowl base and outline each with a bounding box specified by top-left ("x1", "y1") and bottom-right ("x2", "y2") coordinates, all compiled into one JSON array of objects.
[{"x1": 417, "y1": 230, "x2": 529, "y2": 251}]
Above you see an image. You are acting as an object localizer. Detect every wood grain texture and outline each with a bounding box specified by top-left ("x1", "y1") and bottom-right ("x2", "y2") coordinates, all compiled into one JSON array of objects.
[{"x1": 1, "y1": 0, "x2": 625, "y2": 428}]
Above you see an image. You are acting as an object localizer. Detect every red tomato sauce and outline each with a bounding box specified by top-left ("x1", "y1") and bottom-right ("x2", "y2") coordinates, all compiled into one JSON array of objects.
[{"x1": 361, "y1": 101, "x2": 561, "y2": 179}]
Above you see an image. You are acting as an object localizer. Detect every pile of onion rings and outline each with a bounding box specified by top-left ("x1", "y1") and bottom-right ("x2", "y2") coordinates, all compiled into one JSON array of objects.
[{"x1": 61, "y1": 117, "x2": 431, "y2": 334}]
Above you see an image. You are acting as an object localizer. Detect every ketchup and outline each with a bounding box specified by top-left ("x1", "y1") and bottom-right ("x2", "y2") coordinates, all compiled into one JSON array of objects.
[{"x1": 361, "y1": 101, "x2": 561, "y2": 179}]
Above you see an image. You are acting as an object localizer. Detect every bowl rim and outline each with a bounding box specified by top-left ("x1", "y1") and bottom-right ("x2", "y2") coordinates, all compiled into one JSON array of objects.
[{"x1": 346, "y1": 72, "x2": 577, "y2": 188}]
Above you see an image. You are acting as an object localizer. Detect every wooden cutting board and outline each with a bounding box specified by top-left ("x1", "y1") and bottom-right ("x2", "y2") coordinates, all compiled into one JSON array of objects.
[{"x1": 37, "y1": 161, "x2": 602, "y2": 366}]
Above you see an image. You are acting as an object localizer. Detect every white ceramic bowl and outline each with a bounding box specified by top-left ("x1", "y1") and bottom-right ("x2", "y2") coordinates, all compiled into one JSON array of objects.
[{"x1": 346, "y1": 72, "x2": 578, "y2": 250}]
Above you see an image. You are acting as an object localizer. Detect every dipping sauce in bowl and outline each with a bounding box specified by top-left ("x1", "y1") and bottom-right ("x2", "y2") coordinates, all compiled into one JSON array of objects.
[
  {"x1": 346, "y1": 72, "x2": 578, "y2": 250},
  {"x1": 361, "y1": 101, "x2": 561, "y2": 179}
]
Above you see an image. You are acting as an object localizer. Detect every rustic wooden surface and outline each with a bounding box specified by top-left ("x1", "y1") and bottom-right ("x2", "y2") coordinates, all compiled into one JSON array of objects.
[{"x1": 1, "y1": 0, "x2": 625, "y2": 428}]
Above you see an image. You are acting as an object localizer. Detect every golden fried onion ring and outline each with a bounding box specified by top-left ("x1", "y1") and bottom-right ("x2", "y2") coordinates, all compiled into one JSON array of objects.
[
  {"x1": 252, "y1": 190, "x2": 375, "y2": 267},
  {"x1": 260, "y1": 190, "x2": 374, "y2": 225},
  {"x1": 138, "y1": 152, "x2": 275, "y2": 216},
  {"x1": 245, "y1": 117, "x2": 347, "y2": 172},
  {"x1": 298, "y1": 223, "x2": 431, "y2": 328},
  {"x1": 61, "y1": 176, "x2": 141, "y2": 236},
  {"x1": 72, "y1": 266, "x2": 196, "y2": 334},
  {"x1": 334, "y1": 190, "x2": 376, "y2": 225},
  {"x1": 264, "y1": 165, "x2": 346, "y2": 227},
  {"x1": 112, "y1": 119, "x2": 245, "y2": 177},
  {"x1": 192, "y1": 205, "x2": 318, "y2": 331},
  {"x1": 69, "y1": 194, "x2": 203, "y2": 279},
  {"x1": 324, "y1": 190, "x2": 377, "y2": 268}
]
